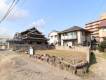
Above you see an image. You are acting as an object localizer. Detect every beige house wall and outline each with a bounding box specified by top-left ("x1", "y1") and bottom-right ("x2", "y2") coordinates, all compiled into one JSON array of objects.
[
  {"x1": 99, "y1": 28, "x2": 106, "y2": 37},
  {"x1": 77, "y1": 31, "x2": 82, "y2": 44},
  {"x1": 99, "y1": 28, "x2": 106, "y2": 42}
]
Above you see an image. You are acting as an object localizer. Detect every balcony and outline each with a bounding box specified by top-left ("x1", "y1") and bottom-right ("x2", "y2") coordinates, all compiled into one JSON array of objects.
[{"x1": 61, "y1": 35, "x2": 77, "y2": 40}]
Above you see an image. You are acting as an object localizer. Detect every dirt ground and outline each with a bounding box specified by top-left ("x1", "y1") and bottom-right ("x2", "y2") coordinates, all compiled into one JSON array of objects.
[
  {"x1": 0, "y1": 50, "x2": 82, "y2": 80},
  {"x1": 36, "y1": 50, "x2": 86, "y2": 63},
  {"x1": 0, "y1": 50, "x2": 106, "y2": 80},
  {"x1": 89, "y1": 54, "x2": 106, "y2": 80}
]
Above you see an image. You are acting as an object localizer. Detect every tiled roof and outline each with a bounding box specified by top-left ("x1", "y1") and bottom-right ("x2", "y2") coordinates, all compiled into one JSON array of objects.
[{"x1": 59, "y1": 26, "x2": 86, "y2": 33}]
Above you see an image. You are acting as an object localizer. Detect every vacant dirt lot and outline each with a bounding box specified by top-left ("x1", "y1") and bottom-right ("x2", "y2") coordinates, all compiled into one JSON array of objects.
[
  {"x1": 89, "y1": 54, "x2": 106, "y2": 80},
  {"x1": 0, "y1": 50, "x2": 106, "y2": 80},
  {"x1": 36, "y1": 50, "x2": 86, "y2": 63},
  {"x1": 0, "y1": 50, "x2": 82, "y2": 80}
]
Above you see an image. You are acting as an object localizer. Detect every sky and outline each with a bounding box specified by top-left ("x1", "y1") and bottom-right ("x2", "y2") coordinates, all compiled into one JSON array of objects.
[{"x1": 0, "y1": 0, "x2": 106, "y2": 37}]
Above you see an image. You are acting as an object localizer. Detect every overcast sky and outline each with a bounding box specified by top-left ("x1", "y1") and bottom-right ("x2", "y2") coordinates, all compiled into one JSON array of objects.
[{"x1": 0, "y1": 0, "x2": 106, "y2": 37}]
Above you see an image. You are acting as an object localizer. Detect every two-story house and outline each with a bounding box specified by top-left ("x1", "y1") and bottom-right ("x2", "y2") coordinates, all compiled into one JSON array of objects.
[
  {"x1": 58, "y1": 26, "x2": 90, "y2": 47},
  {"x1": 7, "y1": 27, "x2": 48, "y2": 50}
]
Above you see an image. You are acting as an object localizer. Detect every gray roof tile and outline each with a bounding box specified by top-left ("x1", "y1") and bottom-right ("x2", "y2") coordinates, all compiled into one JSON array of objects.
[{"x1": 60, "y1": 26, "x2": 85, "y2": 33}]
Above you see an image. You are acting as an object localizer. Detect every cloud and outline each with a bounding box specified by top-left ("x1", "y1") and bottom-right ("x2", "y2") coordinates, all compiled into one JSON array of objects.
[
  {"x1": 7, "y1": 8, "x2": 28, "y2": 21},
  {"x1": 0, "y1": 26, "x2": 13, "y2": 38},
  {"x1": 0, "y1": 0, "x2": 29, "y2": 21},
  {"x1": 25, "y1": 19, "x2": 46, "y2": 29},
  {"x1": 0, "y1": 27, "x2": 8, "y2": 34},
  {"x1": 31, "y1": 19, "x2": 46, "y2": 28}
]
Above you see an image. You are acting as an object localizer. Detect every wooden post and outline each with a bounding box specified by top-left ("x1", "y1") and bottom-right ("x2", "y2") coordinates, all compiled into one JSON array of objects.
[{"x1": 86, "y1": 47, "x2": 91, "y2": 63}]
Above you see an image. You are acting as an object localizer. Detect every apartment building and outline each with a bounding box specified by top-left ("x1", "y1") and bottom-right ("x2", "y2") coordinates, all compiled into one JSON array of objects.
[
  {"x1": 58, "y1": 26, "x2": 90, "y2": 47},
  {"x1": 85, "y1": 14, "x2": 106, "y2": 42},
  {"x1": 99, "y1": 20, "x2": 106, "y2": 42}
]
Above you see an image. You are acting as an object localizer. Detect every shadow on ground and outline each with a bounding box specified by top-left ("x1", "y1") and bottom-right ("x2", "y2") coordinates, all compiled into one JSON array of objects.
[
  {"x1": 86, "y1": 52, "x2": 97, "y2": 73},
  {"x1": 90, "y1": 52, "x2": 97, "y2": 65}
]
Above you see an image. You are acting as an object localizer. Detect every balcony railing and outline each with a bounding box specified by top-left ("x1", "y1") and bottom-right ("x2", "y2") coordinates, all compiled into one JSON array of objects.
[{"x1": 61, "y1": 35, "x2": 77, "y2": 40}]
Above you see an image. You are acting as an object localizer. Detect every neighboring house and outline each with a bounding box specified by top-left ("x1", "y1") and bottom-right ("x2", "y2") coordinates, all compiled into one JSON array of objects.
[
  {"x1": 58, "y1": 26, "x2": 90, "y2": 47},
  {"x1": 85, "y1": 14, "x2": 106, "y2": 42},
  {"x1": 8, "y1": 27, "x2": 48, "y2": 50},
  {"x1": 48, "y1": 14, "x2": 106, "y2": 48},
  {"x1": 48, "y1": 31, "x2": 59, "y2": 45}
]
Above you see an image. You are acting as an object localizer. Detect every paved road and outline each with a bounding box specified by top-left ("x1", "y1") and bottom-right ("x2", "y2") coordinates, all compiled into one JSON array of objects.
[{"x1": 0, "y1": 50, "x2": 82, "y2": 80}]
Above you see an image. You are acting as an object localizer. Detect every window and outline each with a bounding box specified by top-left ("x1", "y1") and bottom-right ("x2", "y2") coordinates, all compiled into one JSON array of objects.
[
  {"x1": 73, "y1": 32, "x2": 77, "y2": 35},
  {"x1": 67, "y1": 32, "x2": 77, "y2": 39},
  {"x1": 70, "y1": 32, "x2": 73, "y2": 35},
  {"x1": 68, "y1": 32, "x2": 72, "y2": 36},
  {"x1": 68, "y1": 32, "x2": 76, "y2": 36}
]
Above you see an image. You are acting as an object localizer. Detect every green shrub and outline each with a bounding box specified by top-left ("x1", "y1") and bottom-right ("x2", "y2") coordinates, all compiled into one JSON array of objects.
[{"x1": 98, "y1": 39, "x2": 106, "y2": 52}]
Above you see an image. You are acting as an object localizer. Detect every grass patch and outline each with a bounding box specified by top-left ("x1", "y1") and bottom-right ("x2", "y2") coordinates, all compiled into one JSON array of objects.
[
  {"x1": 35, "y1": 49, "x2": 86, "y2": 63},
  {"x1": 36, "y1": 50, "x2": 85, "y2": 57}
]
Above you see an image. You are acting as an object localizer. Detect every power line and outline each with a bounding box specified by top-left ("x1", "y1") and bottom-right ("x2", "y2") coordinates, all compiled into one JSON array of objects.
[
  {"x1": 0, "y1": 0, "x2": 16, "y2": 23},
  {"x1": 0, "y1": 0, "x2": 20, "y2": 23}
]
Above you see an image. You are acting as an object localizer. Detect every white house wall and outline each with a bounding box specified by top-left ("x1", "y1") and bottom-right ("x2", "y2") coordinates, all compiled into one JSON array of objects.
[{"x1": 48, "y1": 31, "x2": 58, "y2": 45}]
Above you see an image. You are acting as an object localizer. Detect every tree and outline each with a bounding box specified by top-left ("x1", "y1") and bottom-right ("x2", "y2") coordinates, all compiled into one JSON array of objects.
[{"x1": 98, "y1": 38, "x2": 106, "y2": 52}]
